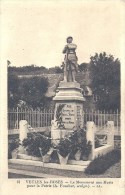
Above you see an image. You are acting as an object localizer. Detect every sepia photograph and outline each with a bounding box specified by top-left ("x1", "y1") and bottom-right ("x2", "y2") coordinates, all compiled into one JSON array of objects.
[{"x1": 0, "y1": 0, "x2": 125, "y2": 194}]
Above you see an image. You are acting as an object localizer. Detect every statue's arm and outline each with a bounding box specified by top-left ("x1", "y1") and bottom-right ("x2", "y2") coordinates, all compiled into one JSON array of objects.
[{"x1": 62, "y1": 45, "x2": 68, "y2": 54}]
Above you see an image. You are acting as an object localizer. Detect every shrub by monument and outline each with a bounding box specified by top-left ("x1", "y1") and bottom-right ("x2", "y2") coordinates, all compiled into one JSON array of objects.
[
  {"x1": 22, "y1": 132, "x2": 51, "y2": 157},
  {"x1": 8, "y1": 138, "x2": 20, "y2": 159},
  {"x1": 53, "y1": 128, "x2": 92, "y2": 162},
  {"x1": 85, "y1": 150, "x2": 121, "y2": 175},
  {"x1": 69, "y1": 128, "x2": 92, "y2": 160},
  {"x1": 55, "y1": 138, "x2": 72, "y2": 158}
]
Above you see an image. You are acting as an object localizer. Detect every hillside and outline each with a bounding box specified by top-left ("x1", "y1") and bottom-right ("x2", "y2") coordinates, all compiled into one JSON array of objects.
[{"x1": 17, "y1": 71, "x2": 92, "y2": 97}]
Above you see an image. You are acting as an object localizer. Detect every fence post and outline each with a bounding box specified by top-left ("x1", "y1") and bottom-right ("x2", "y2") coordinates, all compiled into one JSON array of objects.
[
  {"x1": 86, "y1": 121, "x2": 95, "y2": 160},
  {"x1": 17, "y1": 107, "x2": 19, "y2": 129},
  {"x1": 116, "y1": 109, "x2": 119, "y2": 132},
  {"x1": 19, "y1": 120, "x2": 28, "y2": 143},
  {"x1": 107, "y1": 121, "x2": 114, "y2": 148}
]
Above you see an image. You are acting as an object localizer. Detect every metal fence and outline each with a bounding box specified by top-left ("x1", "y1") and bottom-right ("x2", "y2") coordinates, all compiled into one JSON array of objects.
[
  {"x1": 8, "y1": 108, "x2": 120, "y2": 132},
  {"x1": 84, "y1": 109, "x2": 120, "y2": 130},
  {"x1": 8, "y1": 108, "x2": 54, "y2": 129}
]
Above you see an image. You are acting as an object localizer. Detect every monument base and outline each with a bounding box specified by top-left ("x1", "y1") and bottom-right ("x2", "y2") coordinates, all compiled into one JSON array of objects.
[
  {"x1": 51, "y1": 81, "x2": 85, "y2": 143},
  {"x1": 53, "y1": 81, "x2": 85, "y2": 101}
]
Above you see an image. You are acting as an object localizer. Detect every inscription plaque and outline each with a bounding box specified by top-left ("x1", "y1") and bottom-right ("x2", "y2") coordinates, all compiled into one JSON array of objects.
[{"x1": 61, "y1": 104, "x2": 75, "y2": 129}]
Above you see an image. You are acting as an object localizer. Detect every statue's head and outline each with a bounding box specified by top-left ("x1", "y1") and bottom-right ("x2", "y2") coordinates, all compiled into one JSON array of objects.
[{"x1": 66, "y1": 36, "x2": 73, "y2": 43}]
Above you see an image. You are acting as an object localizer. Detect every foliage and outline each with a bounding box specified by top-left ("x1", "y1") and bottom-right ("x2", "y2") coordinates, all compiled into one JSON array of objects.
[
  {"x1": 50, "y1": 150, "x2": 59, "y2": 163},
  {"x1": 82, "y1": 141, "x2": 92, "y2": 157},
  {"x1": 68, "y1": 128, "x2": 92, "y2": 158},
  {"x1": 85, "y1": 150, "x2": 121, "y2": 175},
  {"x1": 22, "y1": 132, "x2": 51, "y2": 157},
  {"x1": 19, "y1": 76, "x2": 49, "y2": 108},
  {"x1": 49, "y1": 66, "x2": 63, "y2": 74},
  {"x1": 8, "y1": 73, "x2": 49, "y2": 109},
  {"x1": 90, "y1": 52, "x2": 120, "y2": 110},
  {"x1": 55, "y1": 138, "x2": 72, "y2": 158},
  {"x1": 78, "y1": 63, "x2": 89, "y2": 71},
  {"x1": 8, "y1": 74, "x2": 20, "y2": 108},
  {"x1": 8, "y1": 138, "x2": 20, "y2": 159},
  {"x1": 8, "y1": 64, "x2": 63, "y2": 75},
  {"x1": 8, "y1": 65, "x2": 48, "y2": 75},
  {"x1": 55, "y1": 127, "x2": 92, "y2": 159},
  {"x1": 17, "y1": 100, "x2": 29, "y2": 109}
]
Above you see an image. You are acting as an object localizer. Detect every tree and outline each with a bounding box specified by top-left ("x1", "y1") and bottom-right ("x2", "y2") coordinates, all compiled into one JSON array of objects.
[
  {"x1": 19, "y1": 76, "x2": 49, "y2": 108},
  {"x1": 90, "y1": 52, "x2": 120, "y2": 111},
  {"x1": 54, "y1": 66, "x2": 63, "y2": 73},
  {"x1": 8, "y1": 74, "x2": 20, "y2": 108},
  {"x1": 8, "y1": 65, "x2": 49, "y2": 75},
  {"x1": 78, "y1": 63, "x2": 89, "y2": 71},
  {"x1": 49, "y1": 66, "x2": 63, "y2": 74}
]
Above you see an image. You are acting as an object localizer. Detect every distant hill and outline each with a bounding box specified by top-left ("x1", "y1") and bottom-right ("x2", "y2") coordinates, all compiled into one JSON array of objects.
[
  {"x1": 8, "y1": 64, "x2": 93, "y2": 98},
  {"x1": 8, "y1": 65, "x2": 96, "y2": 110},
  {"x1": 17, "y1": 71, "x2": 92, "y2": 98},
  {"x1": 8, "y1": 65, "x2": 63, "y2": 75}
]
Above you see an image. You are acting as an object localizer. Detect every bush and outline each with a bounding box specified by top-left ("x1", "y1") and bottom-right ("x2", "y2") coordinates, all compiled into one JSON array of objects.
[
  {"x1": 8, "y1": 138, "x2": 20, "y2": 159},
  {"x1": 85, "y1": 150, "x2": 121, "y2": 175},
  {"x1": 55, "y1": 138, "x2": 72, "y2": 157},
  {"x1": 22, "y1": 132, "x2": 51, "y2": 157},
  {"x1": 20, "y1": 76, "x2": 49, "y2": 108},
  {"x1": 68, "y1": 128, "x2": 92, "y2": 159}
]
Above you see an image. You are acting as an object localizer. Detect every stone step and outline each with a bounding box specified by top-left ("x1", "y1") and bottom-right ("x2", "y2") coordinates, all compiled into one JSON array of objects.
[
  {"x1": 68, "y1": 160, "x2": 91, "y2": 166},
  {"x1": 16, "y1": 155, "x2": 91, "y2": 166},
  {"x1": 8, "y1": 168, "x2": 63, "y2": 178},
  {"x1": 8, "y1": 159, "x2": 90, "y2": 178},
  {"x1": 9, "y1": 159, "x2": 89, "y2": 172}
]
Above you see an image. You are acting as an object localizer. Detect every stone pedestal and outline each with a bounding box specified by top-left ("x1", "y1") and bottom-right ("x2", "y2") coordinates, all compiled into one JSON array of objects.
[
  {"x1": 51, "y1": 81, "x2": 85, "y2": 143},
  {"x1": 19, "y1": 120, "x2": 28, "y2": 142},
  {"x1": 18, "y1": 120, "x2": 28, "y2": 154},
  {"x1": 107, "y1": 121, "x2": 114, "y2": 148}
]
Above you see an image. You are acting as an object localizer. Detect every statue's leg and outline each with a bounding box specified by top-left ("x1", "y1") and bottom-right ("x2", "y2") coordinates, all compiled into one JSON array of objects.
[
  {"x1": 64, "y1": 70, "x2": 67, "y2": 81},
  {"x1": 67, "y1": 70, "x2": 69, "y2": 82},
  {"x1": 66, "y1": 70, "x2": 68, "y2": 82},
  {"x1": 63, "y1": 62, "x2": 67, "y2": 82},
  {"x1": 72, "y1": 70, "x2": 76, "y2": 82},
  {"x1": 69, "y1": 71, "x2": 73, "y2": 82}
]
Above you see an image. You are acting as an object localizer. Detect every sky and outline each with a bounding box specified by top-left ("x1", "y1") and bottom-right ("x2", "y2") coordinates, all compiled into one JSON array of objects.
[{"x1": 1, "y1": 0, "x2": 124, "y2": 68}]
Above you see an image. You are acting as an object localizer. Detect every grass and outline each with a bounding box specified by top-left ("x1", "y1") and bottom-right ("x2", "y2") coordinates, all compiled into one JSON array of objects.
[{"x1": 85, "y1": 150, "x2": 121, "y2": 175}]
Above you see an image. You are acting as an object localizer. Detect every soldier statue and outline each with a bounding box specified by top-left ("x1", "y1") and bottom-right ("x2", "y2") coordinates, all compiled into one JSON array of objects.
[{"x1": 62, "y1": 36, "x2": 78, "y2": 82}]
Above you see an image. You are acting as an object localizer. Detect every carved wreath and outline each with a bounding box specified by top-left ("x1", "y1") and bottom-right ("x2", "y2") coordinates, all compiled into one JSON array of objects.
[{"x1": 55, "y1": 104, "x2": 65, "y2": 129}]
